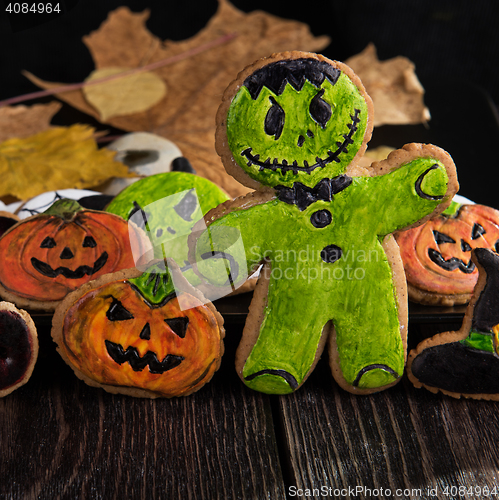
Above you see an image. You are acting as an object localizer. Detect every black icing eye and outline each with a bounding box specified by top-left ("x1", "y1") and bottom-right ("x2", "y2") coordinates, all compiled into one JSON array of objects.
[
  {"x1": 472, "y1": 223, "x2": 486, "y2": 240},
  {"x1": 309, "y1": 89, "x2": 332, "y2": 128},
  {"x1": 264, "y1": 96, "x2": 285, "y2": 140},
  {"x1": 433, "y1": 230, "x2": 456, "y2": 245},
  {"x1": 106, "y1": 297, "x2": 134, "y2": 321},
  {"x1": 40, "y1": 236, "x2": 56, "y2": 248},
  {"x1": 82, "y1": 236, "x2": 97, "y2": 248},
  {"x1": 174, "y1": 189, "x2": 198, "y2": 222},
  {"x1": 165, "y1": 317, "x2": 189, "y2": 339}
]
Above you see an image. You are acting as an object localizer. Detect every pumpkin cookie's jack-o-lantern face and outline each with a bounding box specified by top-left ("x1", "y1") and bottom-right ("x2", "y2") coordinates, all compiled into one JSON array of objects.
[
  {"x1": 0, "y1": 199, "x2": 151, "y2": 310},
  {"x1": 223, "y1": 55, "x2": 370, "y2": 189},
  {"x1": 396, "y1": 203, "x2": 499, "y2": 304},
  {"x1": 53, "y1": 260, "x2": 224, "y2": 398}
]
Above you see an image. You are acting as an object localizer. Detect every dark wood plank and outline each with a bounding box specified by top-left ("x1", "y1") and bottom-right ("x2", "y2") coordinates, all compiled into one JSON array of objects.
[
  {"x1": 0, "y1": 322, "x2": 286, "y2": 500},
  {"x1": 276, "y1": 325, "x2": 499, "y2": 499}
]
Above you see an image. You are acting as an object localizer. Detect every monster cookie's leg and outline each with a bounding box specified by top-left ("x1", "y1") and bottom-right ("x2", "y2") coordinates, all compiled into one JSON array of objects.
[
  {"x1": 236, "y1": 262, "x2": 330, "y2": 394},
  {"x1": 328, "y1": 260, "x2": 406, "y2": 393}
]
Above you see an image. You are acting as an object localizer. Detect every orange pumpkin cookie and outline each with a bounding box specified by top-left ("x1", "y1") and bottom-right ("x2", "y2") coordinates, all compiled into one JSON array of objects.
[
  {"x1": 51, "y1": 259, "x2": 224, "y2": 398},
  {"x1": 395, "y1": 199, "x2": 499, "y2": 306},
  {"x1": 0, "y1": 301, "x2": 38, "y2": 397},
  {"x1": 0, "y1": 199, "x2": 151, "y2": 311}
]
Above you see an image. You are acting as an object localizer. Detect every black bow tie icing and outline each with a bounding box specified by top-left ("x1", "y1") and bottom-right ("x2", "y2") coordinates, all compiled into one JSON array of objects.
[{"x1": 275, "y1": 175, "x2": 352, "y2": 211}]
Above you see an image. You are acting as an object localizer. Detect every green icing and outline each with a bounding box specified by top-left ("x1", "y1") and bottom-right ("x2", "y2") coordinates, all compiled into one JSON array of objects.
[
  {"x1": 44, "y1": 199, "x2": 83, "y2": 220},
  {"x1": 226, "y1": 73, "x2": 368, "y2": 188},
  {"x1": 106, "y1": 171, "x2": 230, "y2": 283},
  {"x1": 194, "y1": 56, "x2": 453, "y2": 394},
  {"x1": 442, "y1": 200, "x2": 462, "y2": 216},
  {"x1": 128, "y1": 260, "x2": 176, "y2": 306},
  {"x1": 460, "y1": 330, "x2": 495, "y2": 354},
  {"x1": 194, "y1": 158, "x2": 449, "y2": 393}
]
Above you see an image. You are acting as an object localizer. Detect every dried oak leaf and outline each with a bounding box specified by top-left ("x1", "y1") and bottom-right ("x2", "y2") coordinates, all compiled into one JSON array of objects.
[
  {"x1": 25, "y1": 0, "x2": 330, "y2": 197},
  {"x1": 0, "y1": 102, "x2": 61, "y2": 142},
  {"x1": 346, "y1": 43, "x2": 430, "y2": 127},
  {"x1": 0, "y1": 124, "x2": 132, "y2": 200}
]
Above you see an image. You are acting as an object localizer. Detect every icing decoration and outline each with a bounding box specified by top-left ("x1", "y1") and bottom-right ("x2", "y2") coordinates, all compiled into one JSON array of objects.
[
  {"x1": 395, "y1": 203, "x2": 499, "y2": 305},
  {"x1": 103, "y1": 132, "x2": 182, "y2": 195},
  {"x1": 0, "y1": 301, "x2": 38, "y2": 397},
  {"x1": 15, "y1": 189, "x2": 101, "y2": 219},
  {"x1": 106, "y1": 171, "x2": 230, "y2": 284},
  {"x1": 408, "y1": 248, "x2": 499, "y2": 399},
  {"x1": 193, "y1": 51, "x2": 458, "y2": 395},
  {"x1": 0, "y1": 199, "x2": 151, "y2": 310},
  {"x1": 52, "y1": 259, "x2": 224, "y2": 398}
]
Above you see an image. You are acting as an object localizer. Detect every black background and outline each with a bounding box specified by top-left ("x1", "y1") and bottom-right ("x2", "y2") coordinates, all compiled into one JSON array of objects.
[{"x1": 1, "y1": 0, "x2": 498, "y2": 207}]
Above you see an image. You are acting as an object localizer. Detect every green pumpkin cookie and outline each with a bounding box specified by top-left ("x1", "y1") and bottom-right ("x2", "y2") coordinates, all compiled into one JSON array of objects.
[
  {"x1": 191, "y1": 51, "x2": 459, "y2": 395},
  {"x1": 106, "y1": 171, "x2": 230, "y2": 285}
]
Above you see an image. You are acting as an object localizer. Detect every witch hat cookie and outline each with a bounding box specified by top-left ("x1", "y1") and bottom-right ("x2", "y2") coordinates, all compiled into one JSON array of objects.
[{"x1": 408, "y1": 247, "x2": 499, "y2": 400}]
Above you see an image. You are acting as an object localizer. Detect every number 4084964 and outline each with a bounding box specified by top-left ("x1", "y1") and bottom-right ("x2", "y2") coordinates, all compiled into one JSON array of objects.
[{"x1": 5, "y1": 3, "x2": 61, "y2": 14}]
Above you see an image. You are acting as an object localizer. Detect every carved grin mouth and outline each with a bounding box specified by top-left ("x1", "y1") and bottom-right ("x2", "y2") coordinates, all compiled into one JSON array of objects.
[
  {"x1": 428, "y1": 248, "x2": 476, "y2": 274},
  {"x1": 105, "y1": 340, "x2": 184, "y2": 374},
  {"x1": 241, "y1": 108, "x2": 361, "y2": 175},
  {"x1": 31, "y1": 252, "x2": 109, "y2": 279}
]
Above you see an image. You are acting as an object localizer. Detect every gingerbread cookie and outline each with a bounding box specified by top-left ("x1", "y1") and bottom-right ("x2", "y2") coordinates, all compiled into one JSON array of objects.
[
  {"x1": 102, "y1": 132, "x2": 183, "y2": 195},
  {"x1": 0, "y1": 301, "x2": 38, "y2": 397},
  {"x1": 0, "y1": 211, "x2": 19, "y2": 237},
  {"x1": 190, "y1": 51, "x2": 458, "y2": 395},
  {"x1": 106, "y1": 171, "x2": 230, "y2": 286},
  {"x1": 408, "y1": 248, "x2": 499, "y2": 400},
  {"x1": 395, "y1": 198, "x2": 499, "y2": 306},
  {"x1": 51, "y1": 259, "x2": 224, "y2": 398},
  {"x1": 0, "y1": 199, "x2": 151, "y2": 311}
]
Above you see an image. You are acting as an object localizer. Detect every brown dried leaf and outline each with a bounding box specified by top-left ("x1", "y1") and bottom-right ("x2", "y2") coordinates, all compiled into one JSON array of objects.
[
  {"x1": 24, "y1": 0, "x2": 330, "y2": 197},
  {"x1": 0, "y1": 102, "x2": 61, "y2": 142},
  {"x1": 0, "y1": 124, "x2": 132, "y2": 200},
  {"x1": 346, "y1": 43, "x2": 430, "y2": 127}
]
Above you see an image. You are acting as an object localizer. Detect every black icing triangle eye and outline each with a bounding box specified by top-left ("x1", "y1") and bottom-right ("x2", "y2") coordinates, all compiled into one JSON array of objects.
[
  {"x1": 40, "y1": 236, "x2": 56, "y2": 248},
  {"x1": 472, "y1": 223, "x2": 486, "y2": 240},
  {"x1": 433, "y1": 230, "x2": 456, "y2": 245},
  {"x1": 264, "y1": 96, "x2": 285, "y2": 140},
  {"x1": 106, "y1": 297, "x2": 134, "y2": 321},
  {"x1": 165, "y1": 317, "x2": 189, "y2": 338},
  {"x1": 82, "y1": 236, "x2": 97, "y2": 248},
  {"x1": 309, "y1": 89, "x2": 332, "y2": 128},
  {"x1": 173, "y1": 189, "x2": 197, "y2": 222}
]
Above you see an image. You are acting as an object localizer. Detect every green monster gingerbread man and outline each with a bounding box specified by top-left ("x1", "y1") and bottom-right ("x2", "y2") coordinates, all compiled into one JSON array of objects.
[{"x1": 191, "y1": 51, "x2": 459, "y2": 395}]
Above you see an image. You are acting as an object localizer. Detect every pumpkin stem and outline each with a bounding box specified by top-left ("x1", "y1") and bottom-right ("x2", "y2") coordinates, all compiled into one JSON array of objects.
[
  {"x1": 44, "y1": 199, "x2": 84, "y2": 221},
  {"x1": 128, "y1": 260, "x2": 177, "y2": 306}
]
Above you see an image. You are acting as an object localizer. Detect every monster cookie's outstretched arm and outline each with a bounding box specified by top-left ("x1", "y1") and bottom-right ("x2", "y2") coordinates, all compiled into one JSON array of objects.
[
  {"x1": 367, "y1": 143, "x2": 458, "y2": 236},
  {"x1": 189, "y1": 191, "x2": 276, "y2": 291}
]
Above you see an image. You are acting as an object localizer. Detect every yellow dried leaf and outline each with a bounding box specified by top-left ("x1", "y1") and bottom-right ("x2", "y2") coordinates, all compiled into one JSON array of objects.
[
  {"x1": 0, "y1": 124, "x2": 132, "y2": 200},
  {"x1": 83, "y1": 67, "x2": 167, "y2": 121}
]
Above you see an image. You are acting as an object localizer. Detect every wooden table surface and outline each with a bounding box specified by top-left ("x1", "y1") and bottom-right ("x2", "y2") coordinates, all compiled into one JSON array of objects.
[{"x1": 2, "y1": 299, "x2": 499, "y2": 500}]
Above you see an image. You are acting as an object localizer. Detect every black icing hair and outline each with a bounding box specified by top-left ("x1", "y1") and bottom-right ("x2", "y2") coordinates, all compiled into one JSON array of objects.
[{"x1": 243, "y1": 58, "x2": 341, "y2": 100}]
